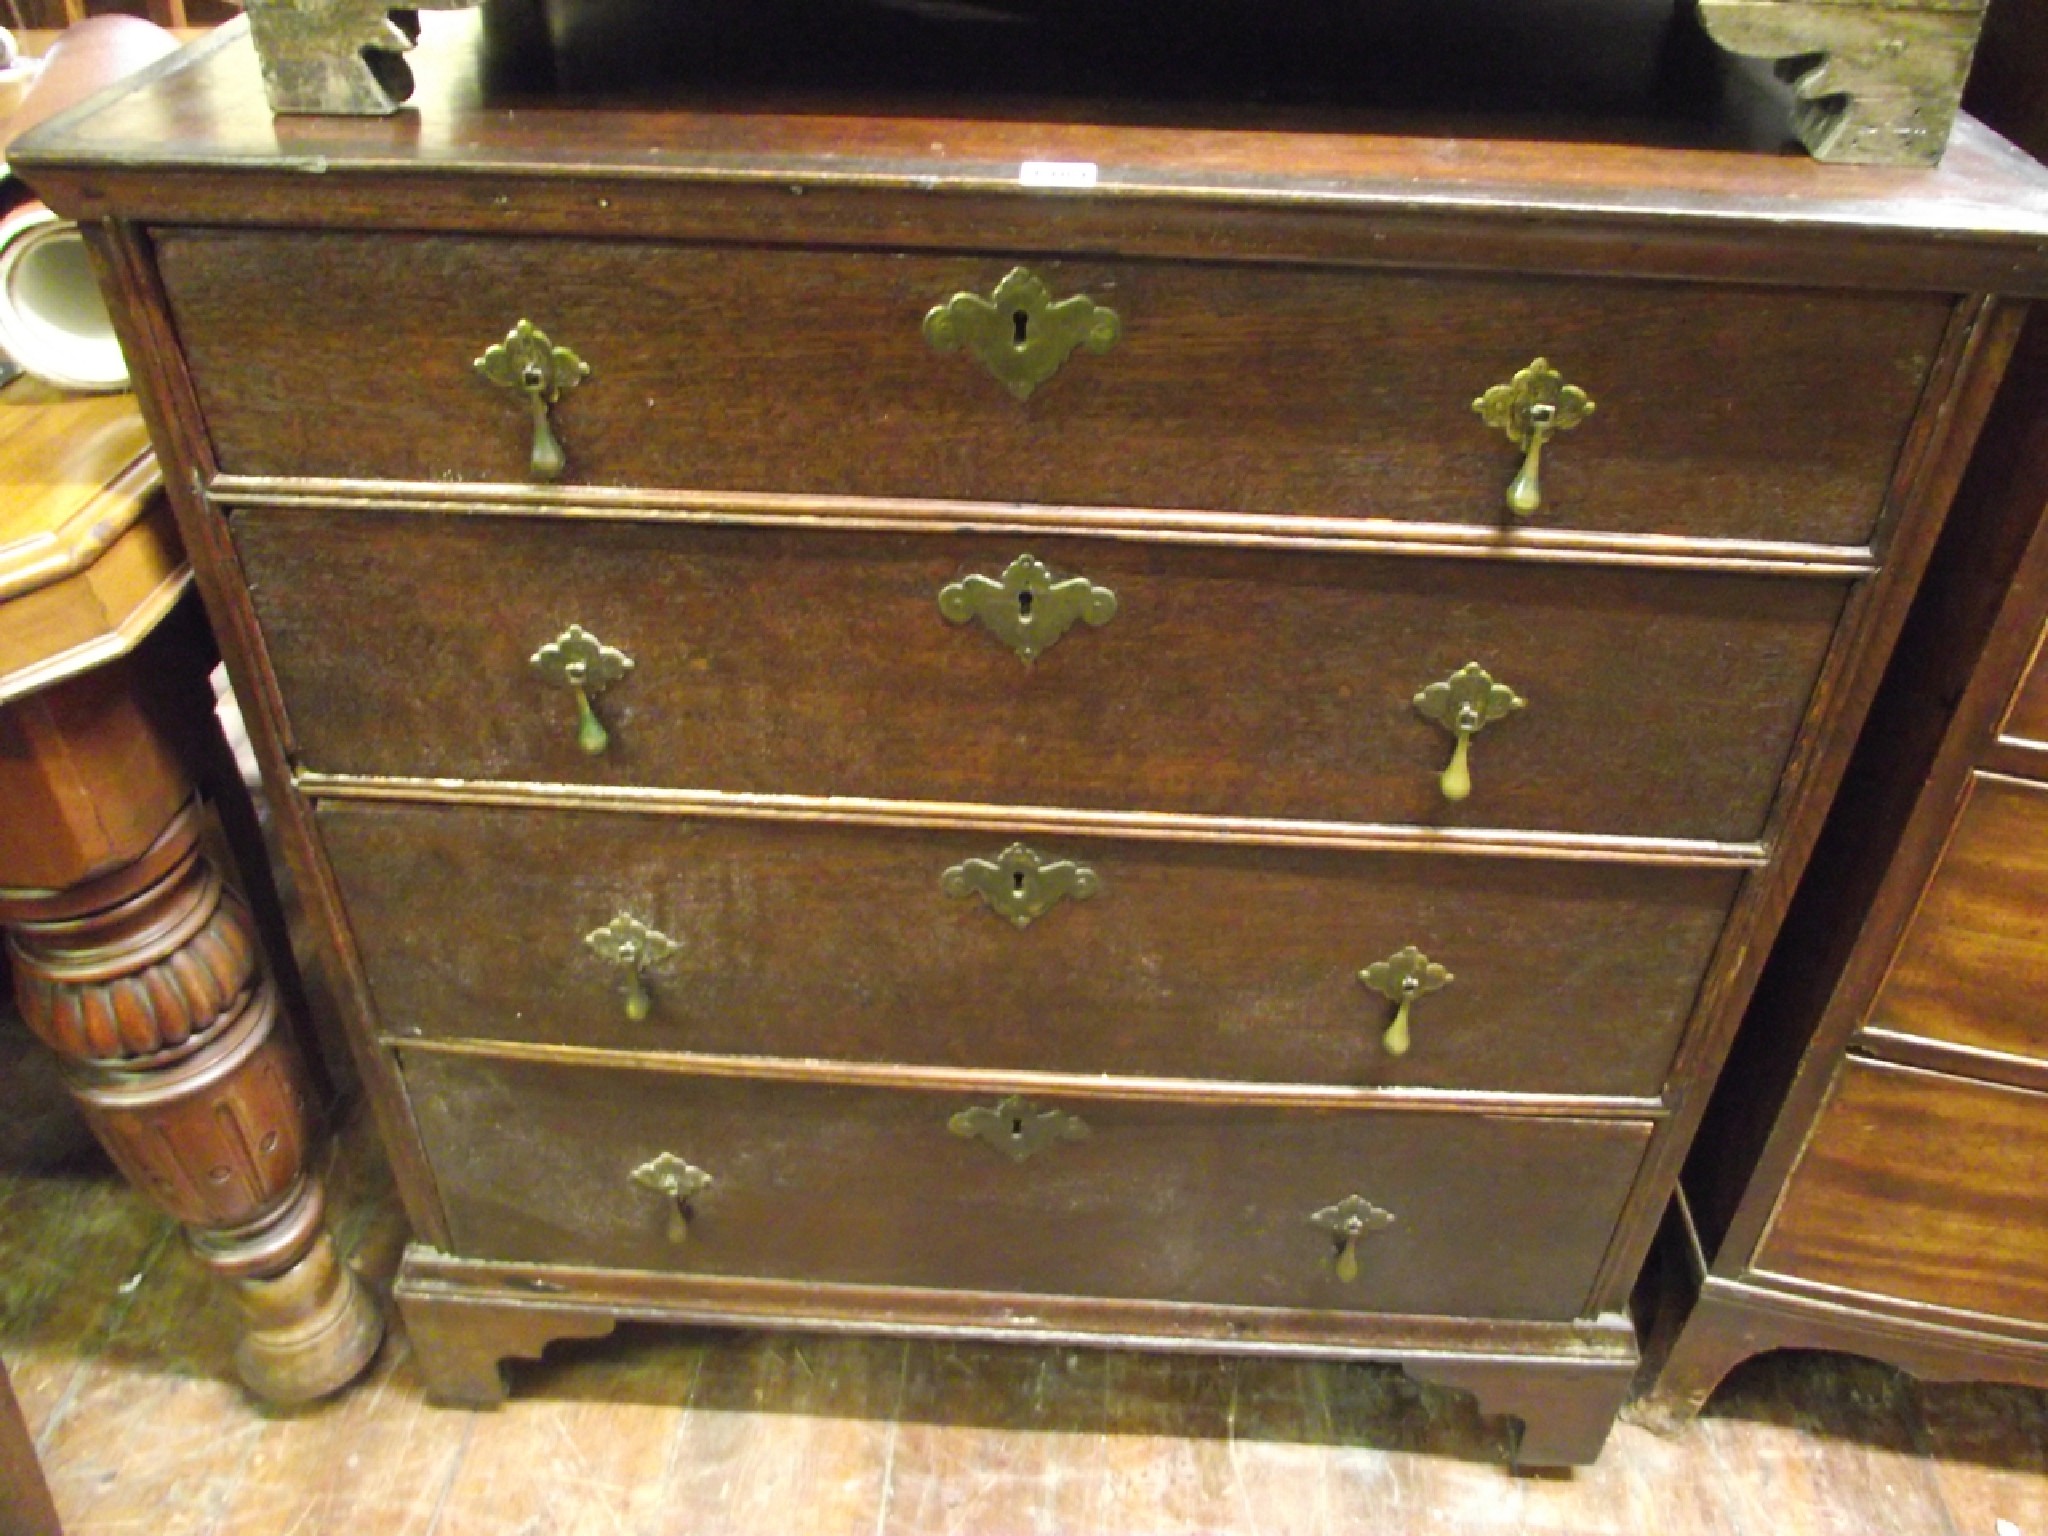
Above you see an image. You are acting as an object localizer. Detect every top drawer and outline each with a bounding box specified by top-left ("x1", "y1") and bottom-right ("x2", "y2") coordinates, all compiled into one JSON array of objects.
[{"x1": 156, "y1": 231, "x2": 1947, "y2": 548}]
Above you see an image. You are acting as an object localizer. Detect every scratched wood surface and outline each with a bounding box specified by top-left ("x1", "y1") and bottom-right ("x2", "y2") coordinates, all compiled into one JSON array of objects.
[{"x1": 2, "y1": 1104, "x2": 2043, "y2": 1536}]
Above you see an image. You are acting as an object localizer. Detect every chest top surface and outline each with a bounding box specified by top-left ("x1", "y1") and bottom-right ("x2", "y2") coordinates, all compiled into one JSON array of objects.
[{"x1": 14, "y1": 11, "x2": 2048, "y2": 296}]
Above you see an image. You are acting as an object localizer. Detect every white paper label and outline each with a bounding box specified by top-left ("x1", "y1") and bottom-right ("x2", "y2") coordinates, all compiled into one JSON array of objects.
[{"x1": 1019, "y1": 160, "x2": 1099, "y2": 189}]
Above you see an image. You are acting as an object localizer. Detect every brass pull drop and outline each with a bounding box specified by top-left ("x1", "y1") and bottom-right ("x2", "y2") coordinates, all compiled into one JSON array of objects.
[
  {"x1": 585, "y1": 914, "x2": 677, "y2": 1022},
  {"x1": 1310, "y1": 1195, "x2": 1396, "y2": 1282},
  {"x1": 939, "y1": 553, "x2": 1118, "y2": 663},
  {"x1": 1413, "y1": 662, "x2": 1524, "y2": 802},
  {"x1": 924, "y1": 266, "x2": 1120, "y2": 400},
  {"x1": 476, "y1": 319, "x2": 589, "y2": 482},
  {"x1": 948, "y1": 1095, "x2": 1090, "y2": 1162},
  {"x1": 632, "y1": 1152, "x2": 712, "y2": 1245},
  {"x1": 1359, "y1": 947, "x2": 1453, "y2": 1057},
  {"x1": 531, "y1": 624, "x2": 633, "y2": 755},
  {"x1": 1473, "y1": 358, "x2": 1594, "y2": 517}
]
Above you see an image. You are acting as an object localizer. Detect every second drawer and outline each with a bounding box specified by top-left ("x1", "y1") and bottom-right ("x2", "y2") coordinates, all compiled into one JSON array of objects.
[
  {"x1": 244, "y1": 510, "x2": 1846, "y2": 844},
  {"x1": 323, "y1": 801, "x2": 1740, "y2": 1099}
]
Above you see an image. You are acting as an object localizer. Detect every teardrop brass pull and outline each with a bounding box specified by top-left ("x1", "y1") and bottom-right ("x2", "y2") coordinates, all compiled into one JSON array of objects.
[
  {"x1": 943, "y1": 843, "x2": 1101, "y2": 928},
  {"x1": 923, "y1": 267, "x2": 1121, "y2": 400},
  {"x1": 584, "y1": 914, "x2": 677, "y2": 1022},
  {"x1": 948, "y1": 1095, "x2": 1091, "y2": 1162},
  {"x1": 476, "y1": 319, "x2": 589, "y2": 482},
  {"x1": 531, "y1": 624, "x2": 634, "y2": 755},
  {"x1": 939, "y1": 553, "x2": 1118, "y2": 663},
  {"x1": 1310, "y1": 1195, "x2": 1396, "y2": 1282},
  {"x1": 1413, "y1": 662, "x2": 1525, "y2": 802},
  {"x1": 632, "y1": 1152, "x2": 712, "y2": 1244},
  {"x1": 1359, "y1": 946, "x2": 1453, "y2": 1057},
  {"x1": 1473, "y1": 358, "x2": 1594, "y2": 517}
]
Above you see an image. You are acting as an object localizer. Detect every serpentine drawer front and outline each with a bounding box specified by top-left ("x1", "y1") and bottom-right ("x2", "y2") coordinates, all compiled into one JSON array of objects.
[
  {"x1": 1753, "y1": 1058, "x2": 2048, "y2": 1328},
  {"x1": 236, "y1": 509, "x2": 1844, "y2": 843},
  {"x1": 160, "y1": 230, "x2": 1946, "y2": 547},
  {"x1": 401, "y1": 1051, "x2": 1653, "y2": 1322},
  {"x1": 320, "y1": 801, "x2": 1741, "y2": 1099}
]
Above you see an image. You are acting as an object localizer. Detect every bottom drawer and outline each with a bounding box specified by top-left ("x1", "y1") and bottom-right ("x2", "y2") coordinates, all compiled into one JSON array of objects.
[
  {"x1": 1755, "y1": 1058, "x2": 2048, "y2": 1326},
  {"x1": 402, "y1": 1052, "x2": 1649, "y2": 1322}
]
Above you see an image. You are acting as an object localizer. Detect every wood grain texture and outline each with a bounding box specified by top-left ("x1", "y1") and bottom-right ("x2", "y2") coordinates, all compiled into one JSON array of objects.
[
  {"x1": 1753, "y1": 1058, "x2": 2048, "y2": 1327},
  {"x1": 158, "y1": 229, "x2": 1947, "y2": 549},
  {"x1": 1865, "y1": 772, "x2": 2048, "y2": 1068},
  {"x1": 18, "y1": 18, "x2": 2048, "y2": 297},
  {"x1": 400, "y1": 1050, "x2": 1650, "y2": 1323},
  {"x1": 11, "y1": 1112, "x2": 2048, "y2": 1528},
  {"x1": 321, "y1": 799, "x2": 1740, "y2": 1099},
  {"x1": 236, "y1": 509, "x2": 1847, "y2": 844}
]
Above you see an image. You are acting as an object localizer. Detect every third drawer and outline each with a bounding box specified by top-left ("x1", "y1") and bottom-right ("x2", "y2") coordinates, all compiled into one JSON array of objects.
[{"x1": 323, "y1": 800, "x2": 1741, "y2": 1100}]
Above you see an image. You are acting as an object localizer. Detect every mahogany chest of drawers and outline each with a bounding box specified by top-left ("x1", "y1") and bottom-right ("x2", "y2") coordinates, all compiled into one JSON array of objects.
[{"x1": 18, "y1": 12, "x2": 2048, "y2": 1467}]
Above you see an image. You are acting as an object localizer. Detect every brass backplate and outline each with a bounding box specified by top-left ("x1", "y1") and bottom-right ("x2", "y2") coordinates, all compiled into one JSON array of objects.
[
  {"x1": 942, "y1": 843, "x2": 1101, "y2": 928},
  {"x1": 938, "y1": 553, "x2": 1117, "y2": 663},
  {"x1": 948, "y1": 1095, "x2": 1091, "y2": 1161},
  {"x1": 923, "y1": 267, "x2": 1120, "y2": 400}
]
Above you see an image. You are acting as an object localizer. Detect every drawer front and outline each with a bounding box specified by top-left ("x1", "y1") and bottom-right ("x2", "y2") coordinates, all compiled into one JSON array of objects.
[
  {"x1": 402, "y1": 1052, "x2": 1650, "y2": 1321},
  {"x1": 323, "y1": 801, "x2": 1739, "y2": 1098},
  {"x1": 1755, "y1": 1058, "x2": 2048, "y2": 1328},
  {"x1": 2001, "y1": 619, "x2": 2048, "y2": 748},
  {"x1": 161, "y1": 229, "x2": 1945, "y2": 548},
  {"x1": 1866, "y1": 774, "x2": 2048, "y2": 1069},
  {"x1": 241, "y1": 511, "x2": 1845, "y2": 843}
]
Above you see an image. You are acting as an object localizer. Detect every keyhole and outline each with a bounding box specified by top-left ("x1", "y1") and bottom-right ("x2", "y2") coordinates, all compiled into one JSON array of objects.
[
  {"x1": 1013, "y1": 870, "x2": 1027, "y2": 892},
  {"x1": 1011, "y1": 1117, "x2": 1026, "y2": 1136},
  {"x1": 1017, "y1": 589, "x2": 1034, "y2": 618},
  {"x1": 1012, "y1": 310, "x2": 1030, "y2": 346}
]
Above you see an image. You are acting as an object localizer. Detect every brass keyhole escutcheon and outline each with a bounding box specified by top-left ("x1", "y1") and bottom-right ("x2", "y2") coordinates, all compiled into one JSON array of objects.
[
  {"x1": 939, "y1": 553, "x2": 1117, "y2": 663},
  {"x1": 585, "y1": 914, "x2": 678, "y2": 1022},
  {"x1": 531, "y1": 625, "x2": 634, "y2": 755},
  {"x1": 632, "y1": 1152, "x2": 712, "y2": 1245},
  {"x1": 1310, "y1": 1195, "x2": 1395, "y2": 1282},
  {"x1": 924, "y1": 267, "x2": 1120, "y2": 400},
  {"x1": 1359, "y1": 947, "x2": 1452, "y2": 1057},
  {"x1": 476, "y1": 319, "x2": 589, "y2": 482},
  {"x1": 1413, "y1": 662, "x2": 1525, "y2": 803},
  {"x1": 948, "y1": 1095, "x2": 1091, "y2": 1161},
  {"x1": 943, "y1": 843, "x2": 1101, "y2": 928},
  {"x1": 1473, "y1": 358, "x2": 1594, "y2": 517}
]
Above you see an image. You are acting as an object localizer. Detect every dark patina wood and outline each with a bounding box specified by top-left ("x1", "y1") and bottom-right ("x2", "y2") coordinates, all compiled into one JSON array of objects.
[
  {"x1": 160, "y1": 230, "x2": 1947, "y2": 549},
  {"x1": 400, "y1": 1049, "x2": 1651, "y2": 1321},
  {"x1": 321, "y1": 799, "x2": 1739, "y2": 1099},
  {"x1": 237, "y1": 509, "x2": 1845, "y2": 844},
  {"x1": 15, "y1": 10, "x2": 2048, "y2": 1470}
]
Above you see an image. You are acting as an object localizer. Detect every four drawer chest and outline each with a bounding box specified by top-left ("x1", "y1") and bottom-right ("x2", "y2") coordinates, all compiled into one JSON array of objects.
[{"x1": 18, "y1": 10, "x2": 2048, "y2": 1466}]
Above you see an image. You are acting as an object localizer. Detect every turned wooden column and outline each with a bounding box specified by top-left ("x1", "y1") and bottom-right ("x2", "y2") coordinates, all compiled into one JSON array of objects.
[{"x1": 0, "y1": 380, "x2": 379, "y2": 1403}]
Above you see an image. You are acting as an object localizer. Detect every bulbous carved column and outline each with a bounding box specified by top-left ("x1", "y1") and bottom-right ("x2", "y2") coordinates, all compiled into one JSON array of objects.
[{"x1": 0, "y1": 802, "x2": 382, "y2": 1403}]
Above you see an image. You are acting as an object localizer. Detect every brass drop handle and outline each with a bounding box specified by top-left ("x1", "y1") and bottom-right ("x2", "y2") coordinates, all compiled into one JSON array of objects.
[
  {"x1": 531, "y1": 624, "x2": 633, "y2": 755},
  {"x1": 1310, "y1": 1195, "x2": 1396, "y2": 1283},
  {"x1": 632, "y1": 1152, "x2": 712, "y2": 1245},
  {"x1": 1413, "y1": 662, "x2": 1524, "y2": 803},
  {"x1": 1473, "y1": 358, "x2": 1594, "y2": 517},
  {"x1": 584, "y1": 914, "x2": 677, "y2": 1022},
  {"x1": 939, "y1": 553, "x2": 1118, "y2": 663},
  {"x1": 476, "y1": 319, "x2": 589, "y2": 482},
  {"x1": 1359, "y1": 946, "x2": 1453, "y2": 1057}
]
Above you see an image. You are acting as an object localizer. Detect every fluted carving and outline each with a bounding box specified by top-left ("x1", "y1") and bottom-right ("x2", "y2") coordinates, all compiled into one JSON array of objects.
[{"x1": 11, "y1": 846, "x2": 258, "y2": 1062}]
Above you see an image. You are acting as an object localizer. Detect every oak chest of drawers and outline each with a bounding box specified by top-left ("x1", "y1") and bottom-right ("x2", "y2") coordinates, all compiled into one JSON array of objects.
[{"x1": 19, "y1": 10, "x2": 2048, "y2": 1467}]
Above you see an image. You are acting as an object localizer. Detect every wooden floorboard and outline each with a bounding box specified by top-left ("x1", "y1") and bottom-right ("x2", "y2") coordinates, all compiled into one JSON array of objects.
[{"x1": 3, "y1": 1109, "x2": 2044, "y2": 1536}]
